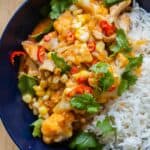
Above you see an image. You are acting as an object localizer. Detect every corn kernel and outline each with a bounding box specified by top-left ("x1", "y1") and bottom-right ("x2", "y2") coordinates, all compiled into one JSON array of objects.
[
  {"x1": 60, "y1": 74, "x2": 68, "y2": 83},
  {"x1": 76, "y1": 14, "x2": 90, "y2": 25},
  {"x1": 73, "y1": 70, "x2": 90, "y2": 79},
  {"x1": 33, "y1": 86, "x2": 43, "y2": 92},
  {"x1": 40, "y1": 80, "x2": 48, "y2": 89},
  {"x1": 96, "y1": 41, "x2": 105, "y2": 53},
  {"x1": 36, "y1": 90, "x2": 45, "y2": 97},
  {"x1": 75, "y1": 26, "x2": 89, "y2": 42},
  {"x1": 22, "y1": 94, "x2": 32, "y2": 104},
  {"x1": 39, "y1": 106, "x2": 48, "y2": 116},
  {"x1": 47, "y1": 52, "x2": 52, "y2": 60}
]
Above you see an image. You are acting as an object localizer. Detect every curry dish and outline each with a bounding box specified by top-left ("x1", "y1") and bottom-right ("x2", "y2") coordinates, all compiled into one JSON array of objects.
[{"x1": 12, "y1": 0, "x2": 144, "y2": 148}]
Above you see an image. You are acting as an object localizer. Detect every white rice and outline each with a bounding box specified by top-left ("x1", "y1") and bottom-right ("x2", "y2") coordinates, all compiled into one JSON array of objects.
[{"x1": 85, "y1": 4, "x2": 150, "y2": 150}]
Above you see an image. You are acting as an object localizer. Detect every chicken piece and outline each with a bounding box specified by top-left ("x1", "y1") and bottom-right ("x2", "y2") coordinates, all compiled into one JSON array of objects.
[
  {"x1": 39, "y1": 32, "x2": 59, "y2": 51},
  {"x1": 39, "y1": 59, "x2": 55, "y2": 72},
  {"x1": 53, "y1": 100, "x2": 71, "y2": 113},
  {"x1": 110, "y1": 0, "x2": 131, "y2": 19},
  {"x1": 103, "y1": 34, "x2": 116, "y2": 43},
  {"x1": 76, "y1": 0, "x2": 101, "y2": 14},
  {"x1": 53, "y1": 11, "x2": 73, "y2": 36},
  {"x1": 22, "y1": 41, "x2": 38, "y2": 62},
  {"x1": 117, "y1": 14, "x2": 131, "y2": 33},
  {"x1": 41, "y1": 112, "x2": 74, "y2": 144}
]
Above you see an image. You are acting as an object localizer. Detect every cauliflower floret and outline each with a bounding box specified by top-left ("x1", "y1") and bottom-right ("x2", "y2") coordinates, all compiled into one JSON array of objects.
[{"x1": 41, "y1": 112, "x2": 74, "y2": 144}]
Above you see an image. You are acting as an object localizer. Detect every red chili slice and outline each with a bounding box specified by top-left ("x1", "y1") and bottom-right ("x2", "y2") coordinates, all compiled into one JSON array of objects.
[
  {"x1": 70, "y1": 66, "x2": 79, "y2": 74},
  {"x1": 99, "y1": 20, "x2": 116, "y2": 36},
  {"x1": 87, "y1": 40, "x2": 96, "y2": 52},
  {"x1": 66, "y1": 31, "x2": 75, "y2": 44},
  {"x1": 108, "y1": 84, "x2": 116, "y2": 92},
  {"x1": 44, "y1": 34, "x2": 51, "y2": 42},
  {"x1": 37, "y1": 46, "x2": 46, "y2": 63},
  {"x1": 10, "y1": 51, "x2": 26, "y2": 65}
]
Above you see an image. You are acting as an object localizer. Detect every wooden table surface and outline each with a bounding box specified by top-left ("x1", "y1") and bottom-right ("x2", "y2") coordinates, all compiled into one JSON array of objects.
[{"x1": 0, "y1": 0, "x2": 23, "y2": 149}]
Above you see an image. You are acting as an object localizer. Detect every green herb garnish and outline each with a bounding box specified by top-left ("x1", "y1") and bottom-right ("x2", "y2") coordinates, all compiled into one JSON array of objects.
[
  {"x1": 31, "y1": 119, "x2": 43, "y2": 138},
  {"x1": 51, "y1": 52, "x2": 71, "y2": 74},
  {"x1": 90, "y1": 62, "x2": 109, "y2": 74},
  {"x1": 110, "y1": 29, "x2": 131, "y2": 54},
  {"x1": 97, "y1": 116, "x2": 116, "y2": 136},
  {"x1": 103, "y1": 0, "x2": 124, "y2": 7},
  {"x1": 18, "y1": 74, "x2": 37, "y2": 96},
  {"x1": 70, "y1": 94, "x2": 100, "y2": 114},
  {"x1": 99, "y1": 72, "x2": 115, "y2": 91},
  {"x1": 118, "y1": 55, "x2": 143, "y2": 95},
  {"x1": 70, "y1": 132, "x2": 102, "y2": 150},
  {"x1": 50, "y1": 0, "x2": 76, "y2": 19}
]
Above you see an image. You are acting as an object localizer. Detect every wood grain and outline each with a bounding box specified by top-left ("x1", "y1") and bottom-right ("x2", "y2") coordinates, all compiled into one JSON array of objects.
[{"x1": 0, "y1": 0, "x2": 23, "y2": 149}]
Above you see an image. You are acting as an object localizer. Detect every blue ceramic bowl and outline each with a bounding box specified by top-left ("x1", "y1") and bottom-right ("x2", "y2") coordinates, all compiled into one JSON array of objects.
[{"x1": 0, "y1": 0, "x2": 149, "y2": 150}]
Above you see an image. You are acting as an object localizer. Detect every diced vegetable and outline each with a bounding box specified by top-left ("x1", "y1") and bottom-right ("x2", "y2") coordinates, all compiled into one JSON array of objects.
[
  {"x1": 37, "y1": 46, "x2": 46, "y2": 63},
  {"x1": 87, "y1": 40, "x2": 96, "y2": 52},
  {"x1": 99, "y1": 72, "x2": 115, "y2": 91},
  {"x1": 31, "y1": 119, "x2": 43, "y2": 138},
  {"x1": 49, "y1": 0, "x2": 76, "y2": 19},
  {"x1": 99, "y1": 20, "x2": 116, "y2": 36},
  {"x1": 10, "y1": 51, "x2": 26, "y2": 65},
  {"x1": 103, "y1": 0, "x2": 124, "y2": 7},
  {"x1": 110, "y1": 29, "x2": 131, "y2": 54},
  {"x1": 90, "y1": 62, "x2": 109, "y2": 74},
  {"x1": 70, "y1": 132, "x2": 100, "y2": 150},
  {"x1": 70, "y1": 93, "x2": 100, "y2": 114},
  {"x1": 71, "y1": 66, "x2": 79, "y2": 74},
  {"x1": 18, "y1": 74, "x2": 37, "y2": 96},
  {"x1": 97, "y1": 116, "x2": 116, "y2": 135},
  {"x1": 51, "y1": 52, "x2": 71, "y2": 73}
]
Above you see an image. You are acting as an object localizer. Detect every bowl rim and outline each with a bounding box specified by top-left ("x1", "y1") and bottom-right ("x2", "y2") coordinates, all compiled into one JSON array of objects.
[{"x1": 0, "y1": 1, "x2": 29, "y2": 150}]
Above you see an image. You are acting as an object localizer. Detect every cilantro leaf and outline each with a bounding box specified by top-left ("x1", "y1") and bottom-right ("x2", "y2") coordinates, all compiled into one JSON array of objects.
[
  {"x1": 99, "y1": 72, "x2": 115, "y2": 91},
  {"x1": 116, "y1": 29, "x2": 131, "y2": 52},
  {"x1": 125, "y1": 54, "x2": 143, "y2": 73},
  {"x1": 31, "y1": 119, "x2": 43, "y2": 138},
  {"x1": 70, "y1": 94, "x2": 100, "y2": 114},
  {"x1": 118, "y1": 79, "x2": 128, "y2": 96},
  {"x1": 110, "y1": 29, "x2": 131, "y2": 54},
  {"x1": 18, "y1": 74, "x2": 37, "y2": 96},
  {"x1": 118, "y1": 55, "x2": 143, "y2": 95},
  {"x1": 103, "y1": 0, "x2": 123, "y2": 7},
  {"x1": 97, "y1": 116, "x2": 116, "y2": 136},
  {"x1": 90, "y1": 62, "x2": 109, "y2": 73},
  {"x1": 70, "y1": 132, "x2": 100, "y2": 150},
  {"x1": 51, "y1": 52, "x2": 71, "y2": 74},
  {"x1": 49, "y1": 0, "x2": 76, "y2": 19}
]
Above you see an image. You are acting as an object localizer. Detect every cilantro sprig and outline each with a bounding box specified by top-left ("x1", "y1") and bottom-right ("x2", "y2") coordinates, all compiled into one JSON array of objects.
[
  {"x1": 70, "y1": 132, "x2": 103, "y2": 150},
  {"x1": 18, "y1": 74, "x2": 37, "y2": 96},
  {"x1": 118, "y1": 54, "x2": 143, "y2": 95},
  {"x1": 90, "y1": 62, "x2": 109, "y2": 74},
  {"x1": 70, "y1": 94, "x2": 100, "y2": 114},
  {"x1": 51, "y1": 52, "x2": 71, "y2": 74},
  {"x1": 97, "y1": 116, "x2": 116, "y2": 136},
  {"x1": 31, "y1": 119, "x2": 43, "y2": 138},
  {"x1": 110, "y1": 29, "x2": 131, "y2": 55}
]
